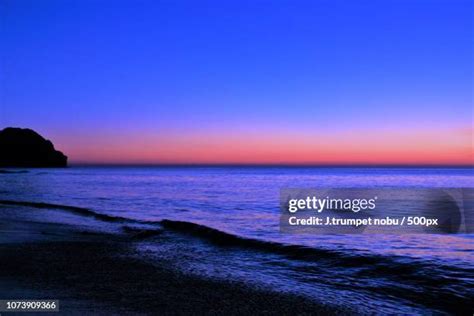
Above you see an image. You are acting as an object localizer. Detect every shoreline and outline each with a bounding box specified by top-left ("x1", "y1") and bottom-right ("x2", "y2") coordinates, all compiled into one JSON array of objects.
[
  {"x1": 1, "y1": 198, "x2": 471, "y2": 315},
  {"x1": 0, "y1": 204, "x2": 342, "y2": 315},
  {"x1": 0, "y1": 242, "x2": 343, "y2": 315}
]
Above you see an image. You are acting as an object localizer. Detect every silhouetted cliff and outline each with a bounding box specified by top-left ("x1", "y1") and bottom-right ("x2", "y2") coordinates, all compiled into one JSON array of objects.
[{"x1": 0, "y1": 127, "x2": 67, "y2": 167}]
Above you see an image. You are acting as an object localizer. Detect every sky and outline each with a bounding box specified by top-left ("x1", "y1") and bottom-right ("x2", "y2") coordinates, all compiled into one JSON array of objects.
[{"x1": 1, "y1": 0, "x2": 472, "y2": 165}]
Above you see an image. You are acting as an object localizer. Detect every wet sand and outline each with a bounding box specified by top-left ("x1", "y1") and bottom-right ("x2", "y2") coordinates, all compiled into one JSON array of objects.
[{"x1": 0, "y1": 204, "x2": 339, "y2": 315}]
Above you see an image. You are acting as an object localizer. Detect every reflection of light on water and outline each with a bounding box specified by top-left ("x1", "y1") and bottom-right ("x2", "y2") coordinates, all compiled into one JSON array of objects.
[{"x1": 1, "y1": 166, "x2": 473, "y2": 268}]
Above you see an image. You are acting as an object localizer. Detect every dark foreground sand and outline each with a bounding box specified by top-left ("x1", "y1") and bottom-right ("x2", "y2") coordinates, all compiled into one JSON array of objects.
[{"x1": 0, "y1": 205, "x2": 339, "y2": 315}]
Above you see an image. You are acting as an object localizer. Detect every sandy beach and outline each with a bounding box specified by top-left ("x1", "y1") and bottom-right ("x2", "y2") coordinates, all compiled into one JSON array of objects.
[
  {"x1": 0, "y1": 203, "x2": 341, "y2": 315},
  {"x1": 0, "y1": 166, "x2": 472, "y2": 315}
]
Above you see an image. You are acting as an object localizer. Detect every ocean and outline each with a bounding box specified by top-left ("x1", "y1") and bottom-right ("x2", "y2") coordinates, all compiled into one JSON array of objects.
[{"x1": 1, "y1": 166, "x2": 473, "y2": 314}]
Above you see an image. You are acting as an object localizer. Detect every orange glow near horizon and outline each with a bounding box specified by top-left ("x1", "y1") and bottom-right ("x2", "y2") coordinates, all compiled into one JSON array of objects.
[{"x1": 53, "y1": 126, "x2": 473, "y2": 166}]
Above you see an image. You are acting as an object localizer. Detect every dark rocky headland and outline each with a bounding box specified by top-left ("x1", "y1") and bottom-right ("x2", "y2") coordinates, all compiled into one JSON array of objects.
[{"x1": 0, "y1": 127, "x2": 67, "y2": 167}]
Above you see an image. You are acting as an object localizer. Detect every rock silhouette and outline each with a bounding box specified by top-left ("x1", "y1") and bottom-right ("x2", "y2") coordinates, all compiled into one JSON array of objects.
[{"x1": 0, "y1": 127, "x2": 67, "y2": 167}]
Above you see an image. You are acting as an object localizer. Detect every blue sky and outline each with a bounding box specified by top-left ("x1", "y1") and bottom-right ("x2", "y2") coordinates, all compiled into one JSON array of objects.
[{"x1": 1, "y1": 0, "x2": 472, "y2": 164}]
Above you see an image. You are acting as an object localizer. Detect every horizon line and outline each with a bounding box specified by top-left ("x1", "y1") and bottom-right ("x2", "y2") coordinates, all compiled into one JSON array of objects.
[{"x1": 69, "y1": 163, "x2": 474, "y2": 168}]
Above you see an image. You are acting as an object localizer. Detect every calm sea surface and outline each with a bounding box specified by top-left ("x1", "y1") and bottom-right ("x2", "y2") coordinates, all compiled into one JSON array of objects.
[{"x1": 1, "y1": 167, "x2": 473, "y2": 314}]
